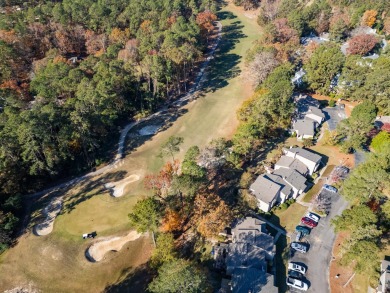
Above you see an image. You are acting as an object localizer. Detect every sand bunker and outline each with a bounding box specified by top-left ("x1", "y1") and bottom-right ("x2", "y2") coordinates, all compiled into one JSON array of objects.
[
  {"x1": 34, "y1": 197, "x2": 63, "y2": 236},
  {"x1": 86, "y1": 231, "x2": 142, "y2": 262},
  {"x1": 138, "y1": 125, "x2": 161, "y2": 136},
  {"x1": 104, "y1": 174, "x2": 140, "y2": 197}
]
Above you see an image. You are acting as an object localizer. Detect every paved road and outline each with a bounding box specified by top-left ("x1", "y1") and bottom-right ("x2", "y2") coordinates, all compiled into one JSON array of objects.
[
  {"x1": 289, "y1": 190, "x2": 348, "y2": 293},
  {"x1": 27, "y1": 22, "x2": 222, "y2": 200},
  {"x1": 323, "y1": 106, "x2": 346, "y2": 131}
]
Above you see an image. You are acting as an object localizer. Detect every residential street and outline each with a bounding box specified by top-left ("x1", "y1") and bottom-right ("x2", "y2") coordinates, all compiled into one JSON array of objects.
[{"x1": 289, "y1": 190, "x2": 348, "y2": 293}]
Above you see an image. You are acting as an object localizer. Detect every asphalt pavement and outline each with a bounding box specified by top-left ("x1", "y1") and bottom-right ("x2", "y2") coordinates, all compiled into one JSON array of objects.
[
  {"x1": 323, "y1": 106, "x2": 346, "y2": 131},
  {"x1": 288, "y1": 190, "x2": 348, "y2": 293}
]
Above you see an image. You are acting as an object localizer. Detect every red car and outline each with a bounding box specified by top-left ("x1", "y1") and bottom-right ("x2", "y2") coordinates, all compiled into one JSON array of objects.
[{"x1": 301, "y1": 217, "x2": 318, "y2": 228}]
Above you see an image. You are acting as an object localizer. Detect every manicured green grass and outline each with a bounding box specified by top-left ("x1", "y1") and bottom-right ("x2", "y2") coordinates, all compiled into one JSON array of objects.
[
  {"x1": 0, "y1": 4, "x2": 262, "y2": 293},
  {"x1": 271, "y1": 203, "x2": 308, "y2": 233}
]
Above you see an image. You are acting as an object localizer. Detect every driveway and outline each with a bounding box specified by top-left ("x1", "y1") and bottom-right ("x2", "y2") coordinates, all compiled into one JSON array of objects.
[
  {"x1": 323, "y1": 106, "x2": 347, "y2": 131},
  {"x1": 289, "y1": 190, "x2": 348, "y2": 293},
  {"x1": 354, "y1": 150, "x2": 367, "y2": 166}
]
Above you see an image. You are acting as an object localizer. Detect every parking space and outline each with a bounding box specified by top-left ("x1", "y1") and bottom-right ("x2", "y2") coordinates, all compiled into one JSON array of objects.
[
  {"x1": 323, "y1": 106, "x2": 346, "y2": 131},
  {"x1": 287, "y1": 190, "x2": 348, "y2": 292}
]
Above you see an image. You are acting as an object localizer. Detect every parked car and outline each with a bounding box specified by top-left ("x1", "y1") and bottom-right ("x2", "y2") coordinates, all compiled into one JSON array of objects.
[
  {"x1": 306, "y1": 212, "x2": 320, "y2": 223},
  {"x1": 296, "y1": 225, "x2": 311, "y2": 235},
  {"x1": 291, "y1": 242, "x2": 308, "y2": 253},
  {"x1": 296, "y1": 231, "x2": 302, "y2": 242},
  {"x1": 288, "y1": 269, "x2": 304, "y2": 279},
  {"x1": 288, "y1": 262, "x2": 307, "y2": 275},
  {"x1": 286, "y1": 277, "x2": 309, "y2": 291},
  {"x1": 323, "y1": 184, "x2": 338, "y2": 193},
  {"x1": 301, "y1": 217, "x2": 318, "y2": 228}
]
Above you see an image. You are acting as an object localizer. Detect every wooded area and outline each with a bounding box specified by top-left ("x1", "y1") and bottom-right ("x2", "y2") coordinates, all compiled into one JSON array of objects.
[{"x1": 0, "y1": 0, "x2": 218, "y2": 252}]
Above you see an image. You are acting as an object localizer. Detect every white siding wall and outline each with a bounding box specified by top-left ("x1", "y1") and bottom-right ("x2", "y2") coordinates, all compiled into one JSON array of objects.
[
  {"x1": 305, "y1": 113, "x2": 323, "y2": 124},
  {"x1": 258, "y1": 200, "x2": 271, "y2": 212}
]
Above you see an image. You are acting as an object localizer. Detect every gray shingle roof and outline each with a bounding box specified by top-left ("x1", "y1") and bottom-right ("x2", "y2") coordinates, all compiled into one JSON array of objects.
[
  {"x1": 286, "y1": 147, "x2": 322, "y2": 164},
  {"x1": 249, "y1": 175, "x2": 281, "y2": 203},
  {"x1": 293, "y1": 119, "x2": 315, "y2": 136},
  {"x1": 275, "y1": 156, "x2": 309, "y2": 176},
  {"x1": 273, "y1": 168, "x2": 307, "y2": 191},
  {"x1": 231, "y1": 268, "x2": 278, "y2": 293},
  {"x1": 266, "y1": 174, "x2": 292, "y2": 198},
  {"x1": 307, "y1": 106, "x2": 325, "y2": 118}
]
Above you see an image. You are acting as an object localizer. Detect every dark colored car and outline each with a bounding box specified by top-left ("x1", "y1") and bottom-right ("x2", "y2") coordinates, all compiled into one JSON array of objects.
[
  {"x1": 301, "y1": 217, "x2": 318, "y2": 228},
  {"x1": 288, "y1": 269, "x2": 304, "y2": 279},
  {"x1": 296, "y1": 225, "x2": 311, "y2": 235}
]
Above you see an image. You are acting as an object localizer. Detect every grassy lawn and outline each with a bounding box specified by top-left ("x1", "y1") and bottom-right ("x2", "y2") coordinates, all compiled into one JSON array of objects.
[
  {"x1": 0, "y1": 3, "x2": 261, "y2": 293},
  {"x1": 303, "y1": 180, "x2": 323, "y2": 203},
  {"x1": 270, "y1": 203, "x2": 308, "y2": 233}
]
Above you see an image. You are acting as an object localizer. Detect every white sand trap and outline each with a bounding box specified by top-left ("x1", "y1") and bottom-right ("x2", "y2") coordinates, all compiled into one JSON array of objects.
[
  {"x1": 86, "y1": 231, "x2": 142, "y2": 262},
  {"x1": 34, "y1": 197, "x2": 63, "y2": 236},
  {"x1": 138, "y1": 125, "x2": 161, "y2": 136},
  {"x1": 104, "y1": 174, "x2": 140, "y2": 197}
]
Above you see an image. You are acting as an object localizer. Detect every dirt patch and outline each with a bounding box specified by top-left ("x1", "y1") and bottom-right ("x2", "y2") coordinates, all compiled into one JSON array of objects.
[
  {"x1": 34, "y1": 197, "x2": 63, "y2": 236},
  {"x1": 104, "y1": 174, "x2": 140, "y2": 197},
  {"x1": 330, "y1": 232, "x2": 355, "y2": 293},
  {"x1": 86, "y1": 231, "x2": 143, "y2": 262}
]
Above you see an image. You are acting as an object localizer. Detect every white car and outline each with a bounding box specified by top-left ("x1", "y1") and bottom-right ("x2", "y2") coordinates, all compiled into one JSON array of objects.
[
  {"x1": 286, "y1": 277, "x2": 309, "y2": 291},
  {"x1": 306, "y1": 212, "x2": 320, "y2": 223},
  {"x1": 288, "y1": 262, "x2": 306, "y2": 275},
  {"x1": 291, "y1": 242, "x2": 308, "y2": 253}
]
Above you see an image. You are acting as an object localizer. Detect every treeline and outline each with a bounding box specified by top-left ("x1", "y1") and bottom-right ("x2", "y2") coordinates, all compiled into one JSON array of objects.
[
  {"x1": 0, "y1": 0, "x2": 217, "y2": 251},
  {"x1": 332, "y1": 144, "x2": 390, "y2": 282}
]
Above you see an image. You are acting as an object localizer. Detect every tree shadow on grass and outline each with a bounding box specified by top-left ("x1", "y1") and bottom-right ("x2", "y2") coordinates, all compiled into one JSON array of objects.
[
  {"x1": 124, "y1": 108, "x2": 188, "y2": 156},
  {"x1": 60, "y1": 170, "x2": 128, "y2": 214},
  {"x1": 104, "y1": 263, "x2": 155, "y2": 293},
  {"x1": 200, "y1": 20, "x2": 246, "y2": 94}
]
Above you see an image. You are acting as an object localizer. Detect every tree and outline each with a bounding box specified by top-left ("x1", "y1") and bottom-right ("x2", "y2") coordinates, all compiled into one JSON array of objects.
[
  {"x1": 304, "y1": 43, "x2": 345, "y2": 94},
  {"x1": 329, "y1": 18, "x2": 348, "y2": 42},
  {"x1": 196, "y1": 11, "x2": 217, "y2": 35},
  {"x1": 361, "y1": 10, "x2": 377, "y2": 27},
  {"x1": 150, "y1": 232, "x2": 177, "y2": 267},
  {"x1": 160, "y1": 136, "x2": 184, "y2": 161},
  {"x1": 193, "y1": 193, "x2": 233, "y2": 238},
  {"x1": 341, "y1": 148, "x2": 390, "y2": 203},
  {"x1": 148, "y1": 259, "x2": 209, "y2": 293},
  {"x1": 181, "y1": 146, "x2": 206, "y2": 178},
  {"x1": 371, "y1": 131, "x2": 390, "y2": 153},
  {"x1": 128, "y1": 197, "x2": 161, "y2": 239},
  {"x1": 247, "y1": 51, "x2": 279, "y2": 87},
  {"x1": 161, "y1": 209, "x2": 183, "y2": 232},
  {"x1": 347, "y1": 34, "x2": 378, "y2": 56},
  {"x1": 337, "y1": 101, "x2": 377, "y2": 152}
]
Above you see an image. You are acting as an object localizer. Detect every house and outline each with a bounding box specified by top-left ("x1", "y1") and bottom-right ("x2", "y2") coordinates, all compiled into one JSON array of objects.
[
  {"x1": 249, "y1": 175, "x2": 291, "y2": 212},
  {"x1": 230, "y1": 268, "x2": 277, "y2": 293},
  {"x1": 305, "y1": 106, "x2": 325, "y2": 124},
  {"x1": 378, "y1": 259, "x2": 390, "y2": 293},
  {"x1": 218, "y1": 217, "x2": 278, "y2": 293},
  {"x1": 273, "y1": 168, "x2": 308, "y2": 198},
  {"x1": 274, "y1": 155, "x2": 309, "y2": 176},
  {"x1": 283, "y1": 147, "x2": 322, "y2": 175},
  {"x1": 231, "y1": 217, "x2": 275, "y2": 260},
  {"x1": 293, "y1": 119, "x2": 316, "y2": 140}
]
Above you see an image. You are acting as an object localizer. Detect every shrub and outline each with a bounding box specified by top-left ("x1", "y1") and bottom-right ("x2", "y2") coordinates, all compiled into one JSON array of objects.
[
  {"x1": 329, "y1": 99, "x2": 335, "y2": 107},
  {"x1": 303, "y1": 138, "x2": 314, "y2": 147}
]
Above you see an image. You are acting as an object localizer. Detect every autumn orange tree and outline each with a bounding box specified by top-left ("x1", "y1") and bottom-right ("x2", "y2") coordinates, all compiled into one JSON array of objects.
[
  {"x1": 193, "y1": 193, "x2": 233, "y2": 239},
  {"x1": 361, "y1": 10, "x2": 377, "y2": 27},
  {"x1": 144, "y1": 160, "x2": 179, "y2": 199},
  {"x1": 196, "y1": 11, "x2": 217, "y2": 34}
]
